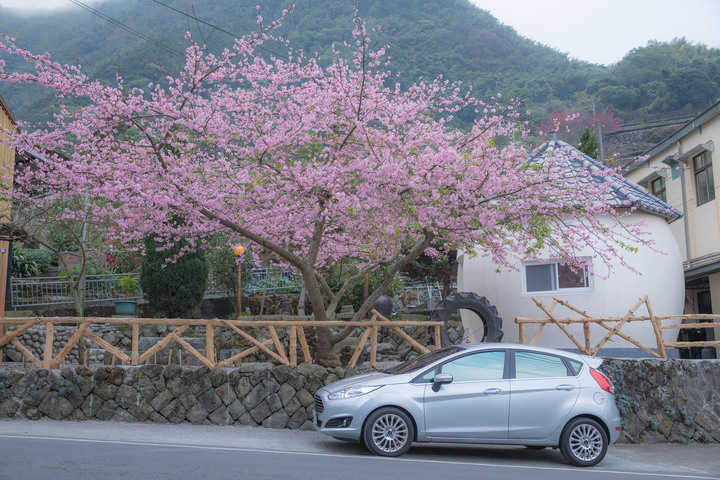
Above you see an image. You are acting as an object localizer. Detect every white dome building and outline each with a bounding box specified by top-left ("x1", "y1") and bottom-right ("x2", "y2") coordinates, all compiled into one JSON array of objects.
[{"x1": 458, "y1": 139, "x2": 684, "y2": 357}]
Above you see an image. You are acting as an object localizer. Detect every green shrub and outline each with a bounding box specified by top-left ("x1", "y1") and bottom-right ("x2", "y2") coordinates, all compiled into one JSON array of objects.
[
  {"x1": 59, "y1": 264, "x2": 111, "y2": 277},
  {"x1": 140, "y1": 235, "x2": 209, "y2": 317},
  {"x1": 15, "y1": 248, "x2": 58, "y2": 275},
  {"x1": 11, "y1": 250, "x2": 41, "y2": 278},
  {"x1": 116, "y1": 275, "x2": 139, "y2": 298}
]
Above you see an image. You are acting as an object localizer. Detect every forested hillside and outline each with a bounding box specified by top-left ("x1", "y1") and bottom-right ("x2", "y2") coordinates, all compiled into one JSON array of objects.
[{"x1": 1, "y1": 0, "x2": 718, "y2": 145}]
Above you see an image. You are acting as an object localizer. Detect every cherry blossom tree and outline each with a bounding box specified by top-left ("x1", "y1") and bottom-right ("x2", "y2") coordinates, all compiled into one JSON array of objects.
[{"x1": 0, "y1": 12, "x2": 647, "y2": 363}]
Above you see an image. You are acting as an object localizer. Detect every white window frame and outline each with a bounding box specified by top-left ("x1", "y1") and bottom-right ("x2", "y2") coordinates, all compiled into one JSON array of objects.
[{"x1": 522, "y1": 258, "x2": 593, "y2": 295}]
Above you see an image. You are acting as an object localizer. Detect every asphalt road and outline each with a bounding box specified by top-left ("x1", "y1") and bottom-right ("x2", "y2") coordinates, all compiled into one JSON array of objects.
[{"x1": 1, "y1": 419, "x2": 718, "y2": 480}]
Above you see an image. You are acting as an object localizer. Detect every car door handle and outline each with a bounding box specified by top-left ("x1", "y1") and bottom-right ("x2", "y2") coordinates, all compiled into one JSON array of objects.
[
  {"x1": 556, "y1": 384, "x2": 575, "y2": 391},
  {"x1": 483, "y1": 388, "x2": 503, "y2": 395}
]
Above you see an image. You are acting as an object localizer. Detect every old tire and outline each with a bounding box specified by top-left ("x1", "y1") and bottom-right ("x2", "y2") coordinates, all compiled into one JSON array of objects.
[
  {"x1": 430, "y1": 292, "x2": 503, "y2": 346},
  {"x1": 363, "y1": 407, "x2": 414, "y2": 457},
  {"x1": 559, "y1": 417, "x2": 608, "y2": 467}
]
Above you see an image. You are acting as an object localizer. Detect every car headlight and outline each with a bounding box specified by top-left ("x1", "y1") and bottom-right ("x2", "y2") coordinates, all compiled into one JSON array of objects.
[{"x1": 327, "y1": 385, "x2": 382, "y2": 400}]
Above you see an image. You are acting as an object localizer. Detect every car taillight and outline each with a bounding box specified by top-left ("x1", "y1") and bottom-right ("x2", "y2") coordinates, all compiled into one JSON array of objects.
[{"x1": 590, "y1": 368, "x2": 615, "y2": 395}]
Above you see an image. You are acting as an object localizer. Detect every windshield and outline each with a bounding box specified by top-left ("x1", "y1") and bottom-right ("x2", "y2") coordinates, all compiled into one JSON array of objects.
[{"x1": 384, "y1": 346, "x2": 464, "y2": 375}]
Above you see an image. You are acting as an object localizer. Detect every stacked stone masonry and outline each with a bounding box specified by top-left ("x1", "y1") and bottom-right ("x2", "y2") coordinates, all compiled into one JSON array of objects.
[
  {"x1": 0, "y1": 358, "x2": 718, "y2": 443},
  {"x1": 0, "y1": 363, "x2": 354, "y2": 429},
  {"x1": 3, "y1": 326, "x2": 101, "y2": 364},
  {"x1": 602, "y1": 359, "x2": 720, "y2": 444}
]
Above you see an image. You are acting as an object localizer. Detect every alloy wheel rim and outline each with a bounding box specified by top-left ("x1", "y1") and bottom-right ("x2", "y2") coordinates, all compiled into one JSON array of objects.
[
  {"x1": 568, "y1": 424, "x2": 603, "y2": 461},
  {"x1": 371, "y1": 413, "x2": 409, "y2": 453}
]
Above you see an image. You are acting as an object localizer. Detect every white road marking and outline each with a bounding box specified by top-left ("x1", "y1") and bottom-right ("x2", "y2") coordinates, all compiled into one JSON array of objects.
[{"x1": 0, "y1": 433, "x2": 717, "y2": 480}]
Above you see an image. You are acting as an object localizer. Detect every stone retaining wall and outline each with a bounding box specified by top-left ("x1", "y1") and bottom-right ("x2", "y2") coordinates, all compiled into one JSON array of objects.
[
  {"x1": 602, "y1": 358, "x2": 720, "y2": 443},
  {"x1": 0, "y1": 363, "x2": 349, "y2": 429},
  {"x1": 1, "y1": 358, "x2": 718, "y2": 443}
]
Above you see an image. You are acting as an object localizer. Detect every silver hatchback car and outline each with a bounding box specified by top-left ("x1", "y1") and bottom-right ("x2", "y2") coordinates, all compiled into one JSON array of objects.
[{"x1": 314, "y1": 343, "x2": 621, "y2": 466}]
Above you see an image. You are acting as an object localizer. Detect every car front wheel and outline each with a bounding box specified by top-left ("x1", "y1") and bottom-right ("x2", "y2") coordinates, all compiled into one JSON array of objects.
[
  {"x1": 559, "y1": 417, "x2": 608, "y2": 467},
  {"x1": 363, "y1": 407, "x2": 414, "y2": 457}
]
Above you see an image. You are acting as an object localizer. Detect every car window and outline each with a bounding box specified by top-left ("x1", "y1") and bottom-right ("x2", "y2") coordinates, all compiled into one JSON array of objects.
[
  {"x1": 439, "y1": 351, "x2": 506, "y2": 382},
  {"x1": 384, "y1": 346, "x2": 464, "y2": 375},
  {"x1": 515, "y1": 351, "x2": 570, "y2": 378},
  {"x1": 567, "y1": 359, "x2": 583, "y2": 376}
]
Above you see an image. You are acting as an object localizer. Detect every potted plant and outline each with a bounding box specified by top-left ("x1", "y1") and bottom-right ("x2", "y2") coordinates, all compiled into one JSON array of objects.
[{"x1": 114, "y1": 275, "x2": 139, "y2": 316}]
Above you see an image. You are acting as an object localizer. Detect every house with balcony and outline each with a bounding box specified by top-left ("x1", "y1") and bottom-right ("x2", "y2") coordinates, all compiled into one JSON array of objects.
[{"x1": 623, "y1": 100, "x2": 720, "y2": 358}]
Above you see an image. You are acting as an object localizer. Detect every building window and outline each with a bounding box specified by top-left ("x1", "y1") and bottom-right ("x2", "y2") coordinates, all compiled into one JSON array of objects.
[
  {"x1": 694, "y1": 151, "x2": 715, "y2": 206},
  {"x1": 523, "y1": 260, "x2": 591, "y2": 294},
  {"x1": 650, "y1": 176, "x2": 666, "y2": 202}
]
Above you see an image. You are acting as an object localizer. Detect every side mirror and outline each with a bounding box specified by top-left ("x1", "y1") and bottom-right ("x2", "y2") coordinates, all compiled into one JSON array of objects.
[
  {"x1": 431, "y1": 373, "x2": 453, "y2": 392},
  {"x1": 433, "y1": 373, "x2": 453, "y2": 384}
]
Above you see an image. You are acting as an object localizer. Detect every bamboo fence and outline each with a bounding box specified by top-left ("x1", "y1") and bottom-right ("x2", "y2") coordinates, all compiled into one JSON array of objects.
[
  {"x1": 515, "y1": 296, "x2": 720, "y2": 358},
  {"x1": 0, "y1": 310, "x2": 444, "y2": 369}
]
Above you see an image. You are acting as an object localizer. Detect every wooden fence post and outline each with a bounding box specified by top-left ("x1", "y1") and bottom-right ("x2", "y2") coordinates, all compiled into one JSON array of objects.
[
  {"x1": 646, "y1": 299, "x2": 667, "y2": 359},
  {"x1": 206, "y1": 323, "x2": 215, "y2": 364},
  {"x1": 43, "y1": 321, "x2": 54, "y2": 369},
  {"x1": 132, "y1": 323, "x2": 139, "y2": 366},
  {"x1": 289, "y1": 326, "x2": 297, "y2": 368}
]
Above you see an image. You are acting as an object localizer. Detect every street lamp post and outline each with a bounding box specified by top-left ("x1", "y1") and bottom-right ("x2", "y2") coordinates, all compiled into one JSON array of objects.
[{"x1": 233, "y1": 245, "x2": 245, "y2": 315}]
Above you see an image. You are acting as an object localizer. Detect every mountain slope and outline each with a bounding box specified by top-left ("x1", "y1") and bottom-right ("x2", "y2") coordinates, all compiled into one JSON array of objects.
[{"x1": 1, "y1": 0, "x2": 718, "y2": 138}]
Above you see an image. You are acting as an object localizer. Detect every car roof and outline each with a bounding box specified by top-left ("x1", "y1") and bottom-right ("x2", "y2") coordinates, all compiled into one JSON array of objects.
[{"x1": 454, "y1": 342, "x2": 597, "y2": 365}]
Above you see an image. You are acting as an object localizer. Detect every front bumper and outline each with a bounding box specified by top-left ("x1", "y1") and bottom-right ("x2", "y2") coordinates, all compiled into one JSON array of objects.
[{"x1": 313, "y1": 387, "x2": 378, "y2": 441}]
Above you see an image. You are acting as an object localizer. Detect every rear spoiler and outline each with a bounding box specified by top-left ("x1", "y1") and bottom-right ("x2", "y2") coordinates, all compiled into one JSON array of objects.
[{"x1": 580, "y1": 355, "x2": 603, "y2": 369}]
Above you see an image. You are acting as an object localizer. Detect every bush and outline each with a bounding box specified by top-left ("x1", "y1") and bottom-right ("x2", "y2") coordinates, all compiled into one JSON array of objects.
[
  {"x1": 116, "y1": 275, "x2": 139, "y2": 298},
  {"x1": 59, "y1": 264, "x2": 111, "y2": 277},
  {"x1": 12, "y1": 248, "x2": 58, "y2": 277},
  {"x1": 12, "y1": 250, "x2": 41, "y2": 278},
  {"x1": 140, "y1": 235, "x2": 209, "y2": 317}
]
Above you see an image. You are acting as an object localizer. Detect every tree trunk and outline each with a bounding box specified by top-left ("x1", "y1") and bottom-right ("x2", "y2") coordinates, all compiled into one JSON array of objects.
[
  {"x1": 443, "y1": 275, "x2": 451, "y2": 300},
  {"x1": 315, "y1": 327, "x2": 334, "y2": 365},
  {"x1": 297, "y1": 281, "x2": 306, "y2": 316},
  {"x1": 70, "y1": 273, "x2": 87, "y2": 364},
  {"x1": 71, "y1": 274, "x2": 85, "y2": 318}
]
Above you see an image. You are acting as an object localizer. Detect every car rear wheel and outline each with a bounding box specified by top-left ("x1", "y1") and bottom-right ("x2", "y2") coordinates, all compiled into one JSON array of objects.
[
  {"x1": 559, "y1": 417, "x2": 608, "y2": 467},
  {"x1": 363, "y1": 407, "x2": 414, "y2": 457}
]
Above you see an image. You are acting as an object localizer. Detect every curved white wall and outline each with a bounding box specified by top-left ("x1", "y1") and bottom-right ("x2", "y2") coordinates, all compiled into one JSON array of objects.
[{"x1": 457, "y1": 213, "x2": 685, "y2": 350}]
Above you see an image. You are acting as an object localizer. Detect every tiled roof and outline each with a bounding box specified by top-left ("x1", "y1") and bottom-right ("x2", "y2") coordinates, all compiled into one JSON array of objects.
[{"x1": 526, "y1": 138, "x2": 683, "y2": 222}]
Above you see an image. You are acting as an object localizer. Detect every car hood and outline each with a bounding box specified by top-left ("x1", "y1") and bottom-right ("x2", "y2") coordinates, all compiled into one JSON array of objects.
[{"x1": 322, "y1": 372, "x2": 411, "y2": 393}]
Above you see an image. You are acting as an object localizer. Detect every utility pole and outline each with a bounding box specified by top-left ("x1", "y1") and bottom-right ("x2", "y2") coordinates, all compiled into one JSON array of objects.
[
  {"x1": 592, "y1": 97, "x2": 605, "y2": 162},
  {"x1": 596, "y1": 121, "x2": 605, "y2": 163}
]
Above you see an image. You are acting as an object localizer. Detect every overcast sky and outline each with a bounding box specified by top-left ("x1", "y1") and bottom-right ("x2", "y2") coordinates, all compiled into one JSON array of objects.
[
  {"x1": 2, "y1": 0, "x2": 719, "y2": 66},
  {"x1": 469, "y1": 0, "x2": 720, "y2": 65}
]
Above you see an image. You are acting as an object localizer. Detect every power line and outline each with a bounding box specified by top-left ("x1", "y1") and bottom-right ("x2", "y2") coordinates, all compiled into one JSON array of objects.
[
  {"x1": 66, "y1": 0, "x2": 184, "y2": 58},
  {"x1": 148, "y1": 0, "x2": 290, "y2": 60},
  {"x1": 149, "y1": 0, "x2": 243, "y2": 41}
]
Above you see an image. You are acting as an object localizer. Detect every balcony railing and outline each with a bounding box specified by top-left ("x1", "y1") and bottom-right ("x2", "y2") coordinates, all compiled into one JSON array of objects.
[
  {"x1": 9, "y1": 267, "x2": 301, "y2": 309},
  {"x1": 10, "y1": 274, "x2": 142, "y2": 308},
  {"x1": 245, "y1": 267, "x2": 301, "y2": 294}
]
